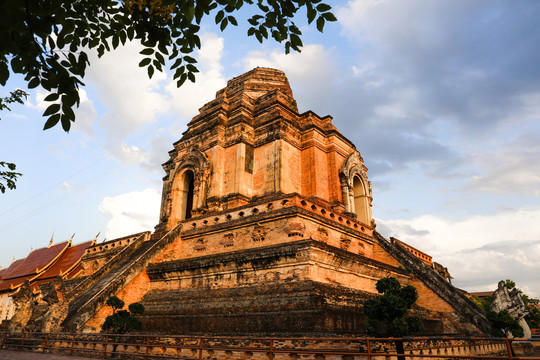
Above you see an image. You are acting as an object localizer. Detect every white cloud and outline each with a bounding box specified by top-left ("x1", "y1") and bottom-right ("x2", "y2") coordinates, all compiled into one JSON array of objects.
[
  {"x1": 466, "y1": 132, "x2": 540, "y2": 196},
  {"x1": 378, "y1": 206, "x2": 540, "y2": 295},
  {"x1": 243, "y1": 44, "x2": 335, "y2": 113},
  {"x1": 99, "y1": 188, "x2": 161, "y2": 239},
  {"x1": 86, "y1": 40, "x2": 171, "y2": 154},
  {"x1": 72, "y1": 89, "x2": 97, "y2": 136},
  {"x1": 380, "y1": 207, "x2": 540, "y2": 252},
  {"x1": 26, "y1": 89, "x2": 49, "y2": 111}
]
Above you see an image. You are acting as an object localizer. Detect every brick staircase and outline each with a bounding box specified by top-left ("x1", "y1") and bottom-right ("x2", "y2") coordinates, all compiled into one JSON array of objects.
[
  {"x1": 61, "y1": 224, "x2": 183, "y2": 332},
  {"x1": 373, "y1": 231, "x2": 491, "y2": 334}
]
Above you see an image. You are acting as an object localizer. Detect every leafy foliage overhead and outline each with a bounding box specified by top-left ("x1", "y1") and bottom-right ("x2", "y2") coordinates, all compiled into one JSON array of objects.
[
  {"x1": 0, "y1": 90, "x2": 27, "y2": 194},
  {"x1": 0, "y1": 162, "x2": 22, "y2": 194},
  {"x1": 0, "y1": 0, "x2": 336, "y2": 132}
]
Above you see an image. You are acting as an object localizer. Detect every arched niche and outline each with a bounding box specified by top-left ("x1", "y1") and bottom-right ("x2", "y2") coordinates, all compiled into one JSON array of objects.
[
  {"x1": 339, "y1": 152, "x2": 373, "y2": 226},
  {"x1": 352, "y1": 175, "x2": 370, "y2": 225},
  {"x1": 159, "y1": 150, "x2": 210, "y2": 230},
  {"x1": 176, "y1": 169, "x2": 195, "y2": 221}
]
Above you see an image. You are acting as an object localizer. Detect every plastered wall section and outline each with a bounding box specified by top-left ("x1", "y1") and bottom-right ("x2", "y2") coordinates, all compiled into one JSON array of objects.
[
  {"x1": 153, "y1": 215, "x2": 373, "y2": 264},
  {"x1": 300, "y1": 130, "x2": 353, "y2": 204}
]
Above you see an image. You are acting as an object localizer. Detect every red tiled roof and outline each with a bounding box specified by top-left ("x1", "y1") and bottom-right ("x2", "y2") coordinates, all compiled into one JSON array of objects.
[
  {"x1": 34, "y1": 240, "x2": 93, "y2": 282},
  {"x1": 0, "y1": 259, "x2": 25, "y2": 280},
  {"x1": 0, "y1": 238, "x2": 95, "y2": 293},
  {"x1": 2, "y1": 241, "x2": 70, "y2": 280},
  {"x1": 0, "y1": 277, "x2": 28, "y2": 292},
  {"x1": 65, "y1": 263, "x2": 83, "y2": 279}
]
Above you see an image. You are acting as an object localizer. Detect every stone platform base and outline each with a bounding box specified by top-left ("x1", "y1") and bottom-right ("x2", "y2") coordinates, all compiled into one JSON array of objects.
[{"x1": 140, "y1": 280, "x2": 373, "y2": 335}]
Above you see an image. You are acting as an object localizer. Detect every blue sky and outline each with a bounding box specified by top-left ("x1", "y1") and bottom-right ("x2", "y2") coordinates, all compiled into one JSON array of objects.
[{"x1": 1, "y1": 0, "x2": 540, "y2": 296}]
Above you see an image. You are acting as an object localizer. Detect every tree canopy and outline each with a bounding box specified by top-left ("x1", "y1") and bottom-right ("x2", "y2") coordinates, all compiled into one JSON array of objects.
[
  {"x1": 486, "y1": 309, "x2": 524, "y2": 338},
  {"x1": 102, "y1": 296, "x2": 145, "y2": 334},
  {"x1": 1, "y1": 0, "x2": 336, "y2": 132},
  {"x1": 363, "y1": 277, "x2": 422, "y2": 337}
]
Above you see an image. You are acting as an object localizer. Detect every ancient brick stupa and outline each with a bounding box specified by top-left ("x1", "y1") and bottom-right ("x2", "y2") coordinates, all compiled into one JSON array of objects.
[{"x1": 5, "y1": 68, "x2": 489, "y2": 335}]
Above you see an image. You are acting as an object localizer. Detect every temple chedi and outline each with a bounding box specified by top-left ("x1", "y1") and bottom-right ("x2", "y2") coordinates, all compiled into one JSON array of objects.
[{"x1": 1, "y1": 68, "x2": 489, "y2": 335}]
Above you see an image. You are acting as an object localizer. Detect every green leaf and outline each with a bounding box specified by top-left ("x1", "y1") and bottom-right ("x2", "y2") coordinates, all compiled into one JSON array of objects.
[
  {"x1": 290, "y1": 34, "x2": 302, "y2": 49},
  {"x1": 0, "y1": 62, "x2": 9, "y2": 85},
  {"x1": 186, "y1": 64, "x2": 199, "y2": 73},
  {"x1": 139, "y1": 58, "x2": 151, "y2": 67},
  {"x1": 177, "y1": 72, "x2": 187, "y2": 87},
  {"x1": 43, "y1": 103, "x2": 60, "y2": 117},
  {"x1": 11, "y1": 57, "x2": 23, "y2": 73},
  {"x1": 184, "y1": 56, "x2": 196, "y2": 63},
  {"x1": 28, "y1": 77, "x2": 40, "y2": 89},
  {"x1": 147, "y1": 65, "x2": 154, "y2": 79},
  {"x1": 48, "y1": 37, "x2": 56, "y2": 50},
  {"x1": 61, "y1": 114, "x2": 71, "y2": 132},
  {"x1": 171, "y1": 57, "x2": 183, "y2": 70},
  {"x1": 155, "y1": 52, "x2": 165, "y2": 65},
  {"x1": 127, "y1": 26, "x2": 135, "y2": 41},
  {"x1": 220, "y1": 18, "x2": 228, "y2": 31},
  {"x1": 140, "y1": 48, "x2": 154, "y2": 56},
  {"x1": 182, "y1": 6, "x2": 193, "y2": 22},
  {"x1": 316, "y1": 16, "x2": 325, "y2": 32},
  {"x1": 307, "y1": 8, "x2": 316, "y2": 24},
  {"x1": 158, "y1": 42, "x2": 169, "y2": 55},
  {"x1": 43, "y1": 93, "x2": 59, "y2": 102},
  {"x1": 119, "y1": 30, "x2": 127, "y2": 45},
  {"x1": 112, "y1": 35, "x2": 119, "y2": 49},
  {"x1": 322, "y1": 12, "x2": 337, "y2": 22},
  {"x1": 316, "y1": 3, "x2": 331, "y2": 12},
  {"x1": 215, "y1": 10, "x2": 224, "y2": 24},
  {"x1": 62, "y1": 103, "x2": 75, "y2": 120},
  {"x1": 43, "y1": 114, "x2": 61, "y2": 130},
  {"x1": 228, "y1": 16, "x2": 238, "y2": 26}
]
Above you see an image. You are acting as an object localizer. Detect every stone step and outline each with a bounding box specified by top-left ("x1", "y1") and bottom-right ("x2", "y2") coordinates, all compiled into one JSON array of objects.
[
  {"x1": 373, "y1": 231, "x2": 490, "y2": 333},
  {"x1": 61, "y1": 224, "x2": 183, "y2": 332}
]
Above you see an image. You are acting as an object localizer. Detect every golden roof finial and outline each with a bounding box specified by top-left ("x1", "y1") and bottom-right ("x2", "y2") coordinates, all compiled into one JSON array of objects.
[
  {"x1": 49, "y1": 231, "x2": 54, "y2": 247},
  {"x1": 68, "y1": 233, "x2": 75, "y2": 246},
  {"x1": 91, "y1": 232, "x2": 101, "y2": 245}
]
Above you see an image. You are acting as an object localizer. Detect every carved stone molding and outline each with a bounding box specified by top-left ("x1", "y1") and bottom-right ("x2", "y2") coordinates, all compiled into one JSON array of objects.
[{"x1": 252, "y1": 224, "x2": 267, "y2": 242}]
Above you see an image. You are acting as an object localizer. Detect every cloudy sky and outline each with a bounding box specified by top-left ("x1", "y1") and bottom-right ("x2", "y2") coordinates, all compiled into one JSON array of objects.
[{"x1": 1, "y1": 0, "x2": 539, "y2": 297}]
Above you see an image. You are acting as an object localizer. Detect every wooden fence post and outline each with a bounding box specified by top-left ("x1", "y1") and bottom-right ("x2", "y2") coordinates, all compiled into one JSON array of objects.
[
  {"x1": 20, "y1": 332, "x2": 26, "y2": 351},
  {"x1": 198, "y1": 337, "x2": 203, "y2": 360},
  {"x1": 145, "y1": 335, "x2": 150, "y2": 360},
  {"x1": 1, "y1": 332, "x2": 6, "y2": 350},
  {"x1": 70, "y1": 334, "x2": 76, "y2": 355},
  {"x1": 103, "y1": 334, "x2": 109, "y2": 359},
  {"x1": 269, "y1": 339, "x2": 274, "y2": 360},
  {"x1": 366, "y1": 338, "x2": 372, "y2": 360},
  {"x1": 504, "y1": 338, "x2": 515, "y2": 359}
]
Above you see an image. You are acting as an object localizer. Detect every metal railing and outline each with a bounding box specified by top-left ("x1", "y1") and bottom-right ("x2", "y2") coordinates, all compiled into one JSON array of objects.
[{"x1": 1, "y1": 331, "x2": 539, "y2": 360}]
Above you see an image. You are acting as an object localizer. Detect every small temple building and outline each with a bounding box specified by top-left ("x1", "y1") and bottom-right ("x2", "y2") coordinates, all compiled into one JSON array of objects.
[
  {"x1": 0, "y1": 236, "x2": 94, "y2": 326},
  {"x1": 1, "y1": 68, "x2": 489, "y2": 335}
]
